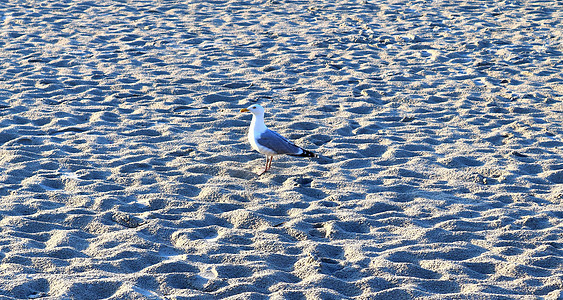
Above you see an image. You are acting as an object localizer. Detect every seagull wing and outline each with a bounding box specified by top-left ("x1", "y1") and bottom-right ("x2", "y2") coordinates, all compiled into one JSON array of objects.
[{"x1": 256, "y1": 129, "x2": 304, "y2": 155}]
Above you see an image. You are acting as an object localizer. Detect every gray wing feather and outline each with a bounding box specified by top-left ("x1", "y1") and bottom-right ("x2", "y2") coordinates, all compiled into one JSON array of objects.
[{"x1": 257, "y1": 129, "x2": 302, "y2": 155}]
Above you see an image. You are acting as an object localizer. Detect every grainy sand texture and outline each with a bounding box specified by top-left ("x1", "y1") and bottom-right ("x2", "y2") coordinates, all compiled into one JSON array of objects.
[{"x1": 1, "y1": 0, "x2": 562, "y2": 299}]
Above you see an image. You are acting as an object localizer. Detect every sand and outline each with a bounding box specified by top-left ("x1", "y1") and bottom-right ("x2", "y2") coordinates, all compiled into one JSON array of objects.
[{"x1": 0, "y1": 0, "x2": 562, "y2": 299}]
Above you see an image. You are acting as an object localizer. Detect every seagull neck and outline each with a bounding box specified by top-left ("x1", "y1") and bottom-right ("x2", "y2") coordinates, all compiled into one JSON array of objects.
[{"x1": 251, "y1": 113, "x2": 267, "y2": 132}]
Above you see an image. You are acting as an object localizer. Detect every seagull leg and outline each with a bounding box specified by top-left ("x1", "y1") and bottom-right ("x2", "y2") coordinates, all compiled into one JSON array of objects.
[
  {"x1": 267, "y1": 156, "x2": 273, "y2": 171},
  {"x1": 259, "y1": 156, "x2": 272, "y2": 176}
]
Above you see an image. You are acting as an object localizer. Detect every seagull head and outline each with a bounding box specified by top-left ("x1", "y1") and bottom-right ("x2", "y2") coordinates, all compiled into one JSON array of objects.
[{"x1": 240, "y1": 104, "x2": 265, "y2": 116}]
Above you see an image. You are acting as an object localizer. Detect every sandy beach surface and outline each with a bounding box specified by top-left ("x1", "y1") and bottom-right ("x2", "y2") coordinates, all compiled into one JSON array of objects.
[{"x1": 1, "y1": 0, "x2": 562, "y2": 299}]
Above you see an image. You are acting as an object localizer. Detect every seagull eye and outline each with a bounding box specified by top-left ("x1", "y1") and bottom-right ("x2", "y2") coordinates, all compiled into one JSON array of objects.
[{"x1": 252, "y1": 106, "x2": 256, "y2": 109}]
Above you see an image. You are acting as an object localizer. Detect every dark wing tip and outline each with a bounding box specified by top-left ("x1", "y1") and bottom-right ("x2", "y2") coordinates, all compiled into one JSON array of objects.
[{"x1": 297, "y1": 149, "x2": 317, "y2": 158}]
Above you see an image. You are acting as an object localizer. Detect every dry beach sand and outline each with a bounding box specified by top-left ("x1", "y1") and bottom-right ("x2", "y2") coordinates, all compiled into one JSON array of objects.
[{"x1": 1, "y1": 0, "x2": 562, "y2": 299}]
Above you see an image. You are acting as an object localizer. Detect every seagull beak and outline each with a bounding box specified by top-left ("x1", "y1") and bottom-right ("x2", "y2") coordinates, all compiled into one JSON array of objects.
[{"x1": 240, "y1": 108, "x2": 250, "y2": 113}]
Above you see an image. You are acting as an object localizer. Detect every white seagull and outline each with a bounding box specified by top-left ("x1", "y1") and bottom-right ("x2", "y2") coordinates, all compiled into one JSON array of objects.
[{"x1": 240, "y1": 104, "x2": 317, "y2": 175}]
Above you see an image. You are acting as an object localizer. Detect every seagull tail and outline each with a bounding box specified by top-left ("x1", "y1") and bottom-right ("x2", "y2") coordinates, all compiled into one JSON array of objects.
[{"x1": 291, "y1": 148, "x2": 318, "y2": 158}]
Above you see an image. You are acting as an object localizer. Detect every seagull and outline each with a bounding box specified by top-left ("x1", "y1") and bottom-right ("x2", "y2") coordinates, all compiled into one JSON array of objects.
[{"x1": 240, "y1": 104, "x2": 317, "y2": 175}]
